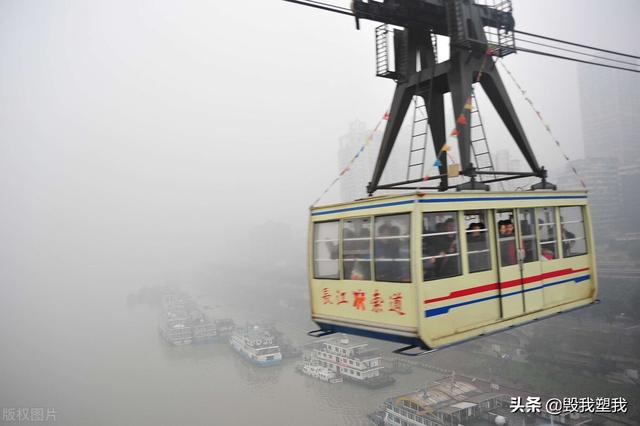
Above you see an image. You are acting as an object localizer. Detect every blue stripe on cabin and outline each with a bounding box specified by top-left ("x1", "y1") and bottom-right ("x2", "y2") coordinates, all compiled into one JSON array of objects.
[
  {"x1": 424, "y1": 274, "x2": 591, "y2": 318},
  {"x1": 311, "y1": 200, "x2": 415, "y2": 216},
  {"x1": 311, "y1": 195, "x2": 587, "y2": 216},
  {"x1": 419, "y1": 195, "x2": 587, "y2": 203}
]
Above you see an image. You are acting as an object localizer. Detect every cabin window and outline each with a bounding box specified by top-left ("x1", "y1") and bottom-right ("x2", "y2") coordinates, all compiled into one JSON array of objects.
[
  {"x1": 495, "y1": 210, "x2": 517, "y2": 266},
  {"x1": 313, "y1": 221, "x2": 340, "y2": 279},
  {"x1": 373, "y1": 214, "x2": 411, "y2": 282},
  {"x1": 464, "y1": 211, "x2": 491, "y2": 273},
  {"x1": 560, "y1": 206, "x2": 588, "y2": 257},
  {"x1": 342, "y1": 217, "x2": 372, "y2": 280},
  {"x1": 422, "y1": 212, "x2": 461, "y2": 280},
  {"x1": 518, "y1": 208, "x2": 539, "y2": 263},
  {"x1": 536, "y1": 206, "x2": 558, "y2": 260}
]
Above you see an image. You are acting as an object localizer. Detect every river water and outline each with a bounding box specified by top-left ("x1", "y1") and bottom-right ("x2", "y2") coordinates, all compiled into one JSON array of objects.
[{"x1": 0, "y1": 276, "x2": 445, "y2": 426}]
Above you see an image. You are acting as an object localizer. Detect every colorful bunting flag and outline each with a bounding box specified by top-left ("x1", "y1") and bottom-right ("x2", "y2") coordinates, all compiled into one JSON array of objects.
[
  {"x1": 456, "y1": 115, "x2": 468, "y2": 126},
  {"x1": 498, "y1": 60, "x2": 587, "y2": 191},
  {"x1": 442, "y1": 144, "x2": 450, "y2": 152},
  {"x1": 450, "y1": 128, "x2": 460, "y2": 137},
  {"x1": 434, "y1": 159, "x2": 442, "y2": 167},
  {"x1": 464, "y1": 101, "x2": 473, "y2": 110},
  {"x1": 312, "y1": 111, "x2": 391, "y2": 207}
]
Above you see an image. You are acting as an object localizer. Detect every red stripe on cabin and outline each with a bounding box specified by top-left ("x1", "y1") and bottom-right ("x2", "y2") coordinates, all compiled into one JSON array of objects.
[{"x1": 423, "y1": 267, "x2": 590, "y2": 305}]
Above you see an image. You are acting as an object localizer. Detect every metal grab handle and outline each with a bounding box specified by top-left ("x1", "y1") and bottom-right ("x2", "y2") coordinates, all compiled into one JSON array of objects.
[
  {"x1": 307, "y1": 329, "x2": 337, "y2": 338},
  {"x1": 392, "y1": 344, "x2": 437, "y2": 357}
]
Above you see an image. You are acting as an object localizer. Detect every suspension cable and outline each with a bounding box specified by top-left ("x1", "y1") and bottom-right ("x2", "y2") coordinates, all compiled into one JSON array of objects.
[
  {"x1": 514, "y1": 46, "x2": 640, "y2": 74},
  {"x1": 498, "y1": 61, "x2": 587, "y2": 190},
  {"x1": 514, "y1": 29, "x2": 640, "y2": 60},
  {"x1": 515, "y1": 38, "x2": 640, "y2": 68}
]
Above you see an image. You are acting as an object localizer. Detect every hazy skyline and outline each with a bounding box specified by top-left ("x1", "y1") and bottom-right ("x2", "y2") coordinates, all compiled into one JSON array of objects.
[
  {"x1": 1, "y1": 2, "x2": 639, "y2": 424},
  {"x1": 1, "y1": 0, "x2": 639, "y2": 302}
]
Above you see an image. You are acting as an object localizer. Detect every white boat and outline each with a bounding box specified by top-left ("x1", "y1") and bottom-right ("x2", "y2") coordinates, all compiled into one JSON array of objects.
[
  {"x1": 306, "y1": 334, "x2": 395, "y2": 388},
  {"x1": 299, "y1": 363, "x2": 343, "y2": 383},
  {"x1": 159, "y1": 314, "x2": 193, "y2": 346},
  {"x1": 189, "y1": 309, "x2": 218, "y2": 343},
  {"x1": 159, "y1": 292, "x2": 234, "y2": 345},
  {"x1": 230, "y1": 326, "x2": 283, "y2": 366}
]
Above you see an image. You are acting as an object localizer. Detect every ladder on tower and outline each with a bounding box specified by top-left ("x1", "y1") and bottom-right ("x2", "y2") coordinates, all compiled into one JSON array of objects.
[
  {"x1": 405, "y1": 31, "x2": 437, "y2": 182},
  {"x1": 469, "y1": 91, "x2": 501, "y2": 187},
  {"x1": 406, "y1": 96, "x2": 430, "y2": 181}
]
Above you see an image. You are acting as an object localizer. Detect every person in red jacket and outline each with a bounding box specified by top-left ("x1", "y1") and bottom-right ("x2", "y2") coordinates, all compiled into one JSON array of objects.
[{"x1": 499, "y1": 220, "x2": 517, "y2": 266}]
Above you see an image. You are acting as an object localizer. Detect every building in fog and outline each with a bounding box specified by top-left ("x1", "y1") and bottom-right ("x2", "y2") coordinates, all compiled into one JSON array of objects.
[
  {"x1": 338, "y1": 120, "x2": 405, "y2": 202},
  {"x1": 492, "y1": 149, "x2": 523, "y2": 173},
  {"x1": 574, "y1": 63, "x2": 640, "y2": 241},
  {"x1": 578, "y1": 63, "x2": 640, "y2": 167},
  {"x1": 339, "y1": 120, "x2": 378, "y2": 201},
  {"x1": 557, "y1": 158, "x2": 640, "y2": 241},
  {"x1": 491, "y1": 149, "x2": 525, "y2": 190},
  {"x1": 619, "y1": 163, "x2": 640, "y2": 234},
  {"x1": 557, "y1": 158, "x2": 622, "y2": 242}
]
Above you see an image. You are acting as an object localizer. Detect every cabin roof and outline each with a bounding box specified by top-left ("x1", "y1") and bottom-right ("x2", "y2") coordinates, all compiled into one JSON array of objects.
[{"x1": 310, "y1": 190, "x2": 588, "y2": 213}]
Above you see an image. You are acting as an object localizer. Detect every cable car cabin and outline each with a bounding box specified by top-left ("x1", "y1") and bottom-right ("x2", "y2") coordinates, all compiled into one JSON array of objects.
[{"x1": 308, "y1": 191, "x2": 598, "y2": 352}]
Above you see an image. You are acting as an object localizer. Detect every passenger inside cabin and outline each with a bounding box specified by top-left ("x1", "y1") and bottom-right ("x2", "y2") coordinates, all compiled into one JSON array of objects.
[
  {"x1": 519, "y1": 219, "x2": 536, "y2": 262},
  {"x1": 422, "y1": 226, "x2": 438, "y2": 280},
  {"x1": 349, "y1": 263, "x2": 366, "y2": 280},
  {"x1": 343, "y1": 227, "x2": 356, "y2": 279},
  {"x1": 561, "y1": 223, "x2": 576, "y2": 257},
  {"x1": 324, "y1": 240, "x2": 338, "y2": 260},
  {"x1": 467, "y1": 222, "x2": 485, "y2": 242},
  {"x1": 505, "y1": 220, "x2": 515, "y2": 237},
  {"x1": 541, "y1": 248, "x2": 555, "y2": 260},
  {"x1": 499, "y1": 219, "x2": 517, "y2": 266},
  {"x1": 424, "y1": 218, "x2": 459, "y2": 280},
  {"x1": 426, "y1": 222, "x2": 446, "y2": 254},
  {"x1": 467, "y1": 222, "x2": 489, "y2": 272},
  {"x1": 442, "y1": 218, "x2": 460, "y2": 278},
  {"x1": 537, "y1": 217, "x2": 557, "y2": 260},
  {"x1": 390, "y1": 224, "x2": 411, "y2": 281},
  {"x1": 498, "y1": 220, "x2": 507, "y2": 237},
  {"x1": 343, "y1": 221, "x2": 372, "y2": 281},
  {"x1": 440, "y1": 218, "x2": 458, "y2": 263},
  {"x1": 375, "y1": 223, "x2": 401, "y2": 281},
  {"x1": 375, "y1": 223, "x2": 396, "y2": 254}
]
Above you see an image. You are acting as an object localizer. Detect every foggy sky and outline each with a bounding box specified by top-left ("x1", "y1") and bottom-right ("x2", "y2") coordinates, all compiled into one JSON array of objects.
[{"x1": 1, "y1": 0, "x2": 639, "y2": 300}]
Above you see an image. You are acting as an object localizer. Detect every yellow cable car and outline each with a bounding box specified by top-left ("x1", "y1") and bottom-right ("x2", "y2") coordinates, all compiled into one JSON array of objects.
[{"x1": 307, "y1": 190, "x2": 598, "y2": 354}]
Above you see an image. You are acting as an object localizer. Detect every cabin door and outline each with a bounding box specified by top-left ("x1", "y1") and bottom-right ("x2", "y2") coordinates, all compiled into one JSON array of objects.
[
  {"x1": 516, "y1": 208, "x2": 544, "y2": 313},
  {"x1": 494, "y1": 209, "x2": 525, "y2": 319}
]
